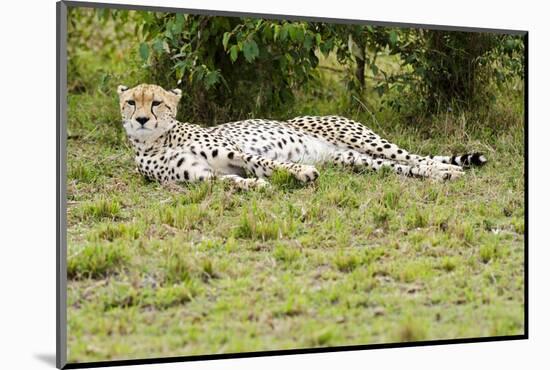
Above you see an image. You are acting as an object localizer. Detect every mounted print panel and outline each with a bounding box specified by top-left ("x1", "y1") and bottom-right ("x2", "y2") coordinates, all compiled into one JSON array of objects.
[{"x1": 57, "y1": 1, "x2": 527, "y2": 368}]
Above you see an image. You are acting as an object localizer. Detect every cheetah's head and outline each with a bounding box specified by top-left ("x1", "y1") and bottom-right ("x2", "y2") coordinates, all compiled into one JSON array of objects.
[{"x1": 117, "y1": 84, "x2": 182, "y2": 142}]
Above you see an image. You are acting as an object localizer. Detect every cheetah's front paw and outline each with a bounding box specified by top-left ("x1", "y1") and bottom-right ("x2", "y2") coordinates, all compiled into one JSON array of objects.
[
  {"x1": 432, "y1": 168, "x2": 464, "y2": 181},
  {"x1": 415, "y1": 164, "x2": 464, "y2": 181},
  {"x1": 293, "y1": 165, "x2": 320, "y2": 183},
  {"x1": 240, "y1": 177, "x2": 271, "y2": 190},
  {"x1": 253, "y1": 178, "x2": 270, "y2": 189}
]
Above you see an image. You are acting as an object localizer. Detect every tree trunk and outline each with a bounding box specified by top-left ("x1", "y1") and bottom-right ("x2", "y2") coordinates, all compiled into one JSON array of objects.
[{"x1": 355, "y1": 46, "x2": 366, "y2": 90}]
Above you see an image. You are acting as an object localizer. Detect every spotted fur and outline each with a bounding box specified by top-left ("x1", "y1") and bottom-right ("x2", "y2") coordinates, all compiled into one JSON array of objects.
[{"x1": 117, "y1": 84, "x2": 486, "y2": 189}]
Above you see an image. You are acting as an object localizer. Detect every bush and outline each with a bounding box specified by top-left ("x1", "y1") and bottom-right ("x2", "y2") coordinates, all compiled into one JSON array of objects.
[
  {"x1": 136, "y1": 13, "x2": 336, "y2": 124},
  {"x1": 67, "y1": 8, "x2": 146, "y2": 94},
  {"x1": 67, "y1": 8, "x2": 525, "y2": 121},
  {"x1": 296, "y1": 25, "x2": 523, "y2": 114},
  {"x1": 374, "y1": 29, "x2": 525, "y2": 113}
]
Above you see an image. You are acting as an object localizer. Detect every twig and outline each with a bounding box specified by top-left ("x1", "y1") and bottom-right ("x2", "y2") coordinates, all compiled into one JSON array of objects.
[
  {"x1": 318, "y1": 65, "x2": 345, "y2": 73},
  {"x1": 82, "y1": 125, "x2": 99, "y2": 141},
  {"x1": 351, "y1": 95, "x2": 388, "y2": 136},
  {"x1": 318, "y1": 66, "x2": 386, "y2": 81},
  {"x1": 97, "y1": 152, "x2": 127, "y2": 165}
]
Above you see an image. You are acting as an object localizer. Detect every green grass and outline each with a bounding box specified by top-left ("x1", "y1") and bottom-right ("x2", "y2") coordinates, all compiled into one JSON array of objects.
[
  {"x1": 66, "y1": 44, "x2": 524, "y2": 363},
  {"x1": 67, "y1": 242, "x2": 130, "y2": 280}
]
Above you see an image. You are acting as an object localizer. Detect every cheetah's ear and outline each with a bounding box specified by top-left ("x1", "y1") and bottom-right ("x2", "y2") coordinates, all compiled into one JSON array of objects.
[
  {"x1": 169, "y1": 88, "x2": 182, "y2": 98},
  {"x1": 117, "y1": 85, "x2": 129, "y2": 95}
]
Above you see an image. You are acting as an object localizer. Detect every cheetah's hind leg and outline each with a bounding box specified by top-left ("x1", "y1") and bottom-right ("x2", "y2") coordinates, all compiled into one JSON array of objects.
[
  {"x1": 328, "y1": 149, "x2": 464, "y2": 181},
  {"x1": 287, "y1": 116, "x2": 486, "y2": 171}
]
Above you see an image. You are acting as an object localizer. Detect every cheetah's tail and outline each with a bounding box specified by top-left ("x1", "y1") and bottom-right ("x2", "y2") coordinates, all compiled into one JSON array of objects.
[{"x1": 431, "y1": 152, "x2": 488, "y2": 167}]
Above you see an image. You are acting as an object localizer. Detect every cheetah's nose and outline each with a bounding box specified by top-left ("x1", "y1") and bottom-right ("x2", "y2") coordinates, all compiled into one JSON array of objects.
[{"x1": 136, "y1": 116, "x2": 150, "y2": 126}]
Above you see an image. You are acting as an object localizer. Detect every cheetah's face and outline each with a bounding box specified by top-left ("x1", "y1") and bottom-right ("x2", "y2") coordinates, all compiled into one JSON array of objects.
[{"x1": 117, "y1": 84, "x2": 182, "y2": 142}]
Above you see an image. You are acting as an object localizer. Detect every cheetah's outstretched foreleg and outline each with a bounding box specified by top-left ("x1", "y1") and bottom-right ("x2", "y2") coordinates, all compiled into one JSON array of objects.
[
  {"x1": 233, "y1": 153, "x2": 320, "y2": 183},
  {"x1": 219, "y1": 174, "x2": 270, "y2": 190}
]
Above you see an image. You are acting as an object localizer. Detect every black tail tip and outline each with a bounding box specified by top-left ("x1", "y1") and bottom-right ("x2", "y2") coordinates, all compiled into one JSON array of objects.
[{"x1": 470, "y1": 152, "x2": 488, "y2": 166}]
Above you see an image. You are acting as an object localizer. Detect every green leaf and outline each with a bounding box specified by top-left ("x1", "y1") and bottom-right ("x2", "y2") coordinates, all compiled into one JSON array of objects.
[
  {"x1": 505, "y1": 39, "x2": 516, "y2": 51},
  {"x1": 165, "y1": 28, "x2": 173, "y2": 40},
  {"x1": 139, "y1": 43, "x2": 149, "y2": 61},
  {"x1": 279, "y1": 56, "x2": 287, "y2": 70},
  {"x1": 174, "y1": 60, "x2": 190, "y2": 75},
  {"x1": 242, "y1": 40, "x2": 259, "y2": 62},
  {"x1": 193, "y1": 65, "x2": 206, "y2": 82},
  {"x1": 280, "y1": 24, "x2": 289, "y2": 41},
  {"x1": 153, "y1": 39, "x2": 164, "y2": 53},
  {"x1": 288, "y1": 25, "x2": 297, "y2": 41},
  {"x1": 173, "y1": 14, "x2": 184, "y2": 34},
  {"x1": 205, "y1": 71, "x2": 220, "y2": 88},
  {"x1": 389, "y1": 30, "x2": 398, "y2": 46},
  {"x1": 97, "y1": 8, "x2": 109, "y2": 21},
  {"x1": 222, "y1": 32, "x2": 231, "y2": 50},
  {"x1": 304, "y1": 34, "x2": 313, "y2": 50},
  {"x1": 273, "y1": 24, "x2": 280, "y2": 41},
  {"x1": 295, "y1": 27, "x2": 305, "y2": 43},
  {"x1": 285, "y1": 53, "x2": 294, "y2": 64},
  {"x1": 229, "y1": 45, "x2": 239, "y2": 62},
  {"x1": 165, "y1": 20, "x2": 174, "y2": 39},
  {"x1": 262, "y1": 24, "x2": 273, "y2": 40}
]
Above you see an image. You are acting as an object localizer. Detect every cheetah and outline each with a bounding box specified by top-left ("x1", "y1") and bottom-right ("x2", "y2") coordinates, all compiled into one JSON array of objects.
[{"x1": 117, "y1": 84, "x2": 487, "y2": 190}]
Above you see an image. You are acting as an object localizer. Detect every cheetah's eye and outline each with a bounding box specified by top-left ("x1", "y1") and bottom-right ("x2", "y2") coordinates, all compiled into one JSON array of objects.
[
  {"x1": 127, "y1": 100, "x2": 135, "y2": 106},
  {"x1": 152, "y1": 101, "x2": 162, "y2": 107}
]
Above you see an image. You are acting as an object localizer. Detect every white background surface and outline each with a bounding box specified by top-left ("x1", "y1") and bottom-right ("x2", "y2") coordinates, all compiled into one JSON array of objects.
[{"x1": 0, "y1": 0, "x2": 546, "y2": 368}]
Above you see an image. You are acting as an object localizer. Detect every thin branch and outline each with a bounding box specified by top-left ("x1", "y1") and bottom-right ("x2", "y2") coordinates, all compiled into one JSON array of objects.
[{"x1": 318, "y1": 65, "x2": 386, "y2": 81}]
